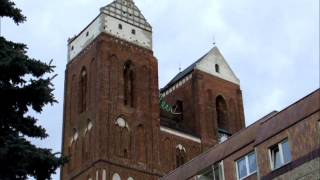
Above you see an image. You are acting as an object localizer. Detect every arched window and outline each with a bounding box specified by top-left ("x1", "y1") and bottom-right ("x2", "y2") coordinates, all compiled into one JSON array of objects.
[
  {"x1": 216, "y1": 95, "x2": 228, "y2": 131},
  {"x1": 215, "y1": 64, "x2": 220, "y2": 73},
  {"x1": 70, "y1": 128, "x2": 78, "y2": 170},
  {"x1": 96, "y1": 170, "x2": 99, "y2": 180},
  {"x1": 79, "y1": 67, "x2": 87, "y2": 113},
  {"x1": 112, "y1": 173, "x2": 121, "y2": 180},
  {"x1": 102, "y1": 169, "x2": 107, "y2": 180},
  {"x1": 82, "y1": 119, "x2": 93, "y2": 162},
  {"x1": 123, "y1": 61, "x2": 134, "y2": 107},
  {"x1": 176, "y1": 144, "x2": 186, "y2": 168},
  {"x1": 69, "y1": 75, "x2": 75, "y2": 127},
  {"x1": 115, "y1": 117, "x2": 131, "y2": 158}
]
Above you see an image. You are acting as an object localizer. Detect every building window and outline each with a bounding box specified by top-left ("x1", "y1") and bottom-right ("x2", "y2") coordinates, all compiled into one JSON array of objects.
[
  {"x1": 118, "y1": 24, "x2": 123, "y2": 30},
  {"x1": 115, "y1": 117, "x2": 131, "y2": 158},
  {"x1": 112, "y1": 173, "x2": 121, "y2": 180},
  {"x1": 269, "y1": 139, "x2": 292, "y2": 170},
  {"x1": 71, "y1": 46, "x2": 74, "y2": 50},
  {"x1": 216, "y1": 95, "x2": 228, "y2": 131},
  {"x1": 176, "y1": 144, "x2": 186, "y2": 168},
  {"x1": 196, "y1": 162, "x2": 224, "y2": 180},
  {"x1": 236, "y1": 152, "x2": 257, "y2": 180},
  {"x1": 123, "y1": 61, "x2": 134, "y2": 107},
  {"x1": 79, "y1": 67, "x2": 87, "y2": 113},
  {"x1": 215, "y1": 64, "x2": 220, "y2": 73},
  {"x1": 86, "y1": 31, "x2": 89, "y2": 37},
  {"x1": 131, "y1": 29, "x2": 136, "y2": 35},
  {"x1": 218, "y1": 129, "x2": 231, "y2": 143},
  {"x1": 197, "y1": 168, "x2": 213, "y2": 180},
  {"x1": 102, "y1": 169, "x2": 106, "y2": 180},
  {"x1": 172, "y1": 100, "x2": 184, "y2": 121}
]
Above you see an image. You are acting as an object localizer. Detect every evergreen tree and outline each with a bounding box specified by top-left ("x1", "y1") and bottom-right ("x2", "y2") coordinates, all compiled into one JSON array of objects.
[{"x1": 0, "y1": 0, "x2": 66, "y2": 179}]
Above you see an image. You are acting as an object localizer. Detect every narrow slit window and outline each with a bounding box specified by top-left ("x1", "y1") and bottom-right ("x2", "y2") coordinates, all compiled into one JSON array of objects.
[{"x1": 215, "y1": 64, "x2": 220, "y2": 73}]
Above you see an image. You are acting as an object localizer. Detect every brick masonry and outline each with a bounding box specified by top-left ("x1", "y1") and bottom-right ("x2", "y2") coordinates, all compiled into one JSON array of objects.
[{"x1": 61, "y1": 31, "x2": 246, "y2": 180}]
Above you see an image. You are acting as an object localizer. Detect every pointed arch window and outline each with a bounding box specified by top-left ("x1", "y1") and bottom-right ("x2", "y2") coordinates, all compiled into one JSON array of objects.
[
  {"x1": 82, "y1": 119, "x2": 93, "y2": 162},
  {"x1": 115, "y1": 117, "x2": 131, "y2": 158},
  {"x1": 112, "y1": 173, "x2": 121, "y2": 180},
  {"x1": 102, "y1": 169, "x2": 107, "y2": 180},
  {"x1": 216, "y1": 96, "x2": 228, "y2": 131},
  {"x1": 79, "y1": 67, "x2": 87, "y2": 113},
  {"x1": 123, "y1": 61, "x2": 134, "y2": 107},
  {"x1": 216, "y1": 96, "x2": 232, "y2": 142},
  {"x1": 69, "y1": 128, "x2": 78, "y2": 170},
  {"x1": 176, "y1": 144, "x2": 187, "y2": 168}
]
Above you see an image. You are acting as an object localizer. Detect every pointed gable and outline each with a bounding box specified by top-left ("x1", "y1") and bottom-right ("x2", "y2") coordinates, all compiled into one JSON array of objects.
[
  {"x1": 195, "y1": 47, "x2": 240, "y2": 85},
  {"x1": 68, "y1": 0, "x2": 153, "y2": 61},
  {"x1": 161, "y1": 46, "x2": 239, "y2": 93}
]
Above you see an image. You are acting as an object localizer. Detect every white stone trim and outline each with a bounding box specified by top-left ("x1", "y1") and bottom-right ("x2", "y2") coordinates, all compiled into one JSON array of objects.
[
  {"x1": 176, "y1": 144, "x2": 186, "y2": 152},
  {"x1": 68, "y1": 3, "x2": 153, "y2": 62},
  {"x1": 160, "y1": 126, "x2": 201, "y2": 143},
  {"x1": 161, "y1": 74, "x2": 192, "y2": 97}
]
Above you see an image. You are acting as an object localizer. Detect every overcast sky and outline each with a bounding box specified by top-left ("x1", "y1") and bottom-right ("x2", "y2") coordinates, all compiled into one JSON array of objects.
[{"x1": 2, "y1": 0, "x2": 319, "y2": 179}]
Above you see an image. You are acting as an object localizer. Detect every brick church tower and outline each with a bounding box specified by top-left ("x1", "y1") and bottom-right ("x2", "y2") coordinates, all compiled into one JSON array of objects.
[
  {"x1": 61, "y1": 0, "x2": 161, "y2": 179},
  {"x1": 61, "y1": 0, "x2": 245, "y2": 179}
]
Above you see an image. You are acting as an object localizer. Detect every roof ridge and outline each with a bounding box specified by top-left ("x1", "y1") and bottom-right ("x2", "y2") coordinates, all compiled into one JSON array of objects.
[{"x1": 160, "y1": 50, "x2": 211, "y2": 93}]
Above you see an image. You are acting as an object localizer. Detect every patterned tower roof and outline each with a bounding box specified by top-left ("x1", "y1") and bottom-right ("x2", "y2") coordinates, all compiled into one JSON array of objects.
[{"x1": 101, "y1": 0, "x2": 152, "y2": 32}]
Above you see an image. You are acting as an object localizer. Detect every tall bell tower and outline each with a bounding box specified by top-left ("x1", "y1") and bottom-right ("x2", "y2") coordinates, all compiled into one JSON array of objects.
[{"x1": 61, "y1": 0, "x2": 161, "y2": 179}]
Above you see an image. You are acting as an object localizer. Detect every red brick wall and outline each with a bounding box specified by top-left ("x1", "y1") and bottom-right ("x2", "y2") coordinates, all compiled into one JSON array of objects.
[
  {"x1": 162, "y1": 69, "x2": 245, "y2": 150},
  {"x1": 62, "y1": 32, "x2": 246, "y2": 180},
  {"x1": 159, "y1": 131, "x2": 202, "y2": 173},
  {"x1": 62, "y1": 33, "x2": 162, "y2": 180}
]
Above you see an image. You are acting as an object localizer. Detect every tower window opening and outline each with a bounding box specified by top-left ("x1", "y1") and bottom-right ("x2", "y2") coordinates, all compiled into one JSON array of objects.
[
  {"x1": 118, "y1": 24, "x2": 123, "y2": 30},
  {"x1": 86, "y1": 31, "x2": 89, "y2": 37},
  {"x1": 216, "y1": 95, "x2": 228, "y2": 131},
  {"x1": 79, "y1": 67, "x2": 87, "y2": 113},
  {"x1": 215, "y1": 64, "x2": 220, "y2": 73},
  {"x1": 173, "y1": 100, "x2": 184, "y2": 121},
  {"x1": 176, "y1": 146, "x2": 186, "y2": 168},
  {"x1": 131, "y1": 29, "x2": 136, "y2": 35},
  {"x1": 123, "y1": 61, "x2": 134, "y2": 107}
]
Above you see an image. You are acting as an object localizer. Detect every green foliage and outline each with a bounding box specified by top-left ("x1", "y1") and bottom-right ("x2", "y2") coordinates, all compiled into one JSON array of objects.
[
  {"x1": 0, "y1": 0, "x2": 26, "y2": 24},
  {"x1": 0, "y1": 0, "x2": 67, "y2": 179}
]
